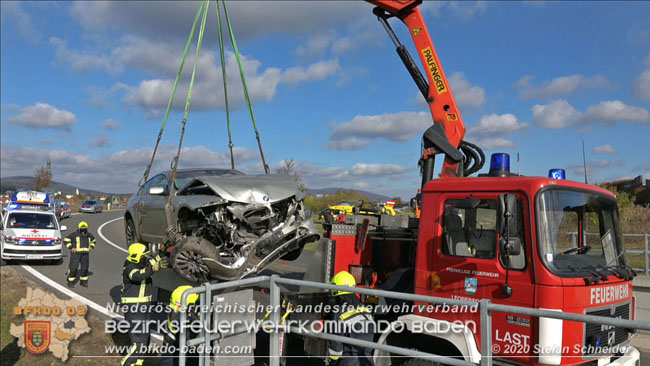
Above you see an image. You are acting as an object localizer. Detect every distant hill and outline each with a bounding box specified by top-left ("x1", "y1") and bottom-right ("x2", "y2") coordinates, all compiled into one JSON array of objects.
[
  {"x1": 306, "y1": 187, "x2": 392, "y2": 202},
  {"x1": 0, "y1": 176, "x2": 113, "y2": 196}
]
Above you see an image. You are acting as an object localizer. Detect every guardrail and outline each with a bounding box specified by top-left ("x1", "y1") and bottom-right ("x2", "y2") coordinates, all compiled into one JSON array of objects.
[
  {"x1": 567, "y1": 232, "x2": 650, "y2": 275},
  {"x1": 177, "y1": 275, "x2": 650, "y2": 366}
]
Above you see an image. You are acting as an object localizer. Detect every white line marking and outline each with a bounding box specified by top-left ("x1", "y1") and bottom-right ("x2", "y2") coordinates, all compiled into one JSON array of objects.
[
  {"x1": 98, "y1": 217, "x2": 127, "y2": 253},
  {"x1": 21, "y1": 265, "x2": 122, "y2": 319}
]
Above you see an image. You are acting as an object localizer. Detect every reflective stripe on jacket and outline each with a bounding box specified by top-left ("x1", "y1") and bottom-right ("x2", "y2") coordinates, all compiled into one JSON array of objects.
[
  {"x1": 64, "y1": 231, "x2": 96, "y2": 252},
  {"x1": 121, "y1": 259, "x2": 154, "y2": 303}
]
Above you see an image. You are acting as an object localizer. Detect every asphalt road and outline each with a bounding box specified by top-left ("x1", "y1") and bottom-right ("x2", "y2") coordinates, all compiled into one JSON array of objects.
[{"x1": 13, "y1": 210, "x2": 128, "y2": 313}]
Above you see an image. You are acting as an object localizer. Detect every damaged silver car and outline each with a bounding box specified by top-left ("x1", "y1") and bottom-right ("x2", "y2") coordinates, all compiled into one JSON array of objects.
[{"x1": 125, "y1": 168, "x2": 319, "y2": 283}]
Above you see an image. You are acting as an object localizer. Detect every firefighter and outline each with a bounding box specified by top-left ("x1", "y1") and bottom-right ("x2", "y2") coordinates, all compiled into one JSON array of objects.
[
  {"x1": 121, "y1": 243, "x2": 167, "y2": 366},
  {"x1": 160, "y1": 285, "x2": 200, "y2": 366},
  {"x1": 328, "y1": 271, "x2": 375, "y2": 366},
  {"x1": 64, "y1": 221, "x2": 95, "y2": 288}
]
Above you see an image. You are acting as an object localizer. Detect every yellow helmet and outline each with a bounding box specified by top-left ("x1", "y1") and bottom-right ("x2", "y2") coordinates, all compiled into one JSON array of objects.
[
  {"x1": 330, "y1": 271, "x2": 356, "y2": 296},
  {"x1": 127, "y1": 243, "x2": 150, "y2": 263},
  {"x1": 78, "y1": 221, "x2": 88, "y2": 230},
  {"x1": 170, "y1": 285, "x2": 199, "y2": 312}
]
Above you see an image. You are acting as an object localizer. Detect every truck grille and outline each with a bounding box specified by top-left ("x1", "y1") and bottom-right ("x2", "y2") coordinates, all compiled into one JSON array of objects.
[{"x1": 584, "y1": 303, "x2": 630, "y2": 356}]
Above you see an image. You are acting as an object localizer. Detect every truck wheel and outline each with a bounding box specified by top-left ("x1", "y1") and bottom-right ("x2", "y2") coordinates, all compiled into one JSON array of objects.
[
  {"x1": 125, "y1": 218, "x2": 137, "y2": 245},
  {"x1": 171, "y1": 236, "x2": 218, "y2": 284}
]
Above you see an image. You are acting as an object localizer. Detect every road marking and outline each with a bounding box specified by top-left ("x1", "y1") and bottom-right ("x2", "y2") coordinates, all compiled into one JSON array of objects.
[
  {"x1": 98, "y1": 217, "x2": 127, "y2": 253},
  {"x1": 21, "y1": 265, "x2": 122, "y2": 319}
]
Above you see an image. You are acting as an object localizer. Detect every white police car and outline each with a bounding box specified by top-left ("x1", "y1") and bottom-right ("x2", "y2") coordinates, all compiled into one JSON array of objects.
[{"x1": 1, "y1": 191, "x2": 67, "y2": 264}]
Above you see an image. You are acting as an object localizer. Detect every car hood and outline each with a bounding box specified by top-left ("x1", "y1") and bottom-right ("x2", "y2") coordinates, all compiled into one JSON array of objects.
[
  {"x1": 188, "y1": 174, "x2": 302, "y2": 204},
  {"x1": 4, "y1": 228, "x2": 60, "y2": 240}
]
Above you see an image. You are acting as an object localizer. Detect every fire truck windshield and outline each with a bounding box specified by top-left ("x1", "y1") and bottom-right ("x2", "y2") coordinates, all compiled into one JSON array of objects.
[{"x1": 537, "y1": 189, "x2": 626, "y2": 276}]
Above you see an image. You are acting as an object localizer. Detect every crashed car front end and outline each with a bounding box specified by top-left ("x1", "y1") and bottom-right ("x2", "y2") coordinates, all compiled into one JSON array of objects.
[{"x1": 169, "y1": 174, "x2": 319, "y2": 283}]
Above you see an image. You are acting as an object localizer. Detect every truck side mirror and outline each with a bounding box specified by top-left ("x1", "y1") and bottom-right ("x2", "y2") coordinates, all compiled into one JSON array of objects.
[
  {"x1": 60, "y1": 225, "x2": 68, "y2": 232},
  {"x1": 497, "y1": 193, "x2": 521, "y2": 255},
  {"x1": 497, "y1": 193, "x2": 521, "y2": 298}
]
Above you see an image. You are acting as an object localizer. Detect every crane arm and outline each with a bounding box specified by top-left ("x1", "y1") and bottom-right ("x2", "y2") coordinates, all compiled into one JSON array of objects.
[{"x1": 367, "y1": 0, "x2": 483, "y2": 181}]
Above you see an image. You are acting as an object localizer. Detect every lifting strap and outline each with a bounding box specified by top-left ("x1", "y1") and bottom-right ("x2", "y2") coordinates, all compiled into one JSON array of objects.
[
  {"x1": 215, "y1": 0, "x2": 235, "y2": 170},
  {"x1": 220, "y1": 0, "x2": 270, "y2": 174},
  {"x1": 139, "y1": 2, "x2": 206, "y2": 187},
  {"x1": 165, "y1": 0, "x2": 210, "y2": 228}
]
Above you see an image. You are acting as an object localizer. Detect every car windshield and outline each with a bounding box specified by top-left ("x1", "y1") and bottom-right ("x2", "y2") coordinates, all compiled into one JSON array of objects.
[
  {"x1": 537, "y1": 189, "x2": 625, "y2": 275},
  {"x1": 7, "y1": 212, "x2": 57, "y2": 230},
  {"x1": 174, "y1": 169, "x2": 244, "y2": 189},
  {"x1": 84, "y1": 200, "x2": 96, "y2": 204}
]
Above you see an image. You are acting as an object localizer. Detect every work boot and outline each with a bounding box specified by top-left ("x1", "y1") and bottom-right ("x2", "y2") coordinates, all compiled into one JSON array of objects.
[
  {"x1": 67, "y1": 282, "x2": 75, "y2": 288},
  {"x1": 80, "y1": 280, "x2": 88, "y2": 287}
]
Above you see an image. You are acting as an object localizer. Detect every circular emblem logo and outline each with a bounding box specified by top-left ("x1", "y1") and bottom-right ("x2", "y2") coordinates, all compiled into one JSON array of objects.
[{"x1": 263, "y1": 196, "x2": 270, "y2": 202}]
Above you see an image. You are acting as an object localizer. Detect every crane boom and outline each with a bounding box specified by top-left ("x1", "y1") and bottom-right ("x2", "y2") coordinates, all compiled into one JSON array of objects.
[{"x1": 367, "y1": 0, "x2": 482, "y2": 181}]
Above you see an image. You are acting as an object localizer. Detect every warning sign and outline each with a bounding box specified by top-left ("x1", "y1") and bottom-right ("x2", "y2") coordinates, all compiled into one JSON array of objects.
[{"x1": 412, "y1": 28, "x2": 422, "y2": 37}]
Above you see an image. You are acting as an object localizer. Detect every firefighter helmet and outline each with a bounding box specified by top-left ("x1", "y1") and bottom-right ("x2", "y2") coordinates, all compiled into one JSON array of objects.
[
  {"x1": 127, "y1": 243, "x2": 150, "y2": 263},
  {"x1": 330, "y1": 271, "x2": 356, "y2": 296},
  {"x1": 78, "y1": 221, "x2": 88, "y2": 230},
  {"x1": 170, "y1": 285, "x2": 199, "y2": 312}
]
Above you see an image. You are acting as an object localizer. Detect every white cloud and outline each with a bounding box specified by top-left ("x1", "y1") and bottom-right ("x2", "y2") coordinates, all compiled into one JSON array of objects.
[
  {"x1": 514, "y1": 74, "x2": 610, "y2": 99},
  {"x1": 349, "y1": 163, "x2": 408, "y2": 177},
  {"x1": 282, "y1": 60, "x2": 340, "y2": 84},
  {"x1": 330, "y1": 111, "x2": 431, "y2": 142},
  {"x1": 50, "y1": 37, "x2": 122, "y2": 75},
  {"x1": 324, "y1": 138, "x2": 373, "y2": 151},
  {"x1": 5, "y1": 103, "x2": 76, "y2": 129},
  {"x1": 446, "y1": 1, "x2": 488, "y2": 21},
  {"x1": 102, "y1": 119, "x2": 123, "y2": 130},
  {"x1": 448, "y1": 72, "x2": 486, "y2": 110},
  {"x1": 632, "y1": 53, "x2": 650, "y2": 103},
  {"x1": 583, "y1": 100, "x2": 650, "y2": 125},
  {"x1": 567, "y1": 160, "x2": 625, "y2": 178},
  {"x1": 0, "y1": 2, "x2": 41, "y2": 42},
  {"x1": 70, "y1": 2, "x2": 368, "y2": 44},
  {"x1": 295, "y1": 32, "x2": 335, "y2": 59},
  {"x1": 0, "y1": 144, "x2": 258, "y2": 193},
  {"x1": 466, "y1": 113, "x2": 528, "y2": 149},
  {"x1": 532, "y1": 100, "x2": 582, "y2": 129},
  {"x1": 89, "y1": 133, "x2": 112, "y2": 148},
  {"x1": 592, "y1": 144, "x2": 616, "y2": 155}
]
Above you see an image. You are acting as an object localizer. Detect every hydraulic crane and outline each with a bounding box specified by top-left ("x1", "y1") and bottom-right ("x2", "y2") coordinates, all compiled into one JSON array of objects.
[{"x1": 367, "y1": 0, "x2": 484, "y2": 188}]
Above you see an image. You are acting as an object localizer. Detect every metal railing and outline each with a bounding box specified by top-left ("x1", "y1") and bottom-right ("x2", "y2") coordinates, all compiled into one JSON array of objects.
[
  {"x1": 567, "y1": 232, "x2": 650, "y2": 275},
  {"x1": 177, "y1": 275, "x2": 650, "y2": 366}
]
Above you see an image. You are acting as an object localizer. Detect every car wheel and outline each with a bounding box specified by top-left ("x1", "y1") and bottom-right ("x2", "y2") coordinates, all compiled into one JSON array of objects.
[
  {"x1": 125, "y1": 218, "x2": 137, "y2": 245},
  {"x1": 49, "y1": 258, "x2": 63, "y2": 265},
  {"x1": 171, "y1": 236, "x2": 218, "y2": 284}
]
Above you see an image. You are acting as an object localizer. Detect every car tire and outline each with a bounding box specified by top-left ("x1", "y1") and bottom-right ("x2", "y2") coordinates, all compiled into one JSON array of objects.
[
  {"x1": 125, "y1": 218, "x2": 137, "y2": 246},
  {"x1": 171, "y1": 236, "x2": 218, "y2": 284},
  {"x1": 0, "y1": 258, "x2": 7, "y2": 266},
  {"x1": 49, "y1": 258, "x2": 63, "y2": 265}
]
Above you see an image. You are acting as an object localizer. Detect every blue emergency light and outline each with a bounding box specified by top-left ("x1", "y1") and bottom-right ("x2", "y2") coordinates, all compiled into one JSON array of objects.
[
  {"x1": 488, "y1": 153, "x2": 511, "y2": 177},
  {"x1": 549, "y1": 169, "x2": 566, "y2": 180}
]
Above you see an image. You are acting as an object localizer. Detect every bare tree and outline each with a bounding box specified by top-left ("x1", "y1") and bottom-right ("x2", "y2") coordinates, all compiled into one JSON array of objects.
[
  {"x1": 34, "y1": 166, "x2": 52, "y2": 191},
  {"x1": 276, "y1": 158, "x2": 306, "y2": 192}
]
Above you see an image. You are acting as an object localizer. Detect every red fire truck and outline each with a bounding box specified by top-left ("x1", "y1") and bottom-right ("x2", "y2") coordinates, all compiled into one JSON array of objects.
[{"x1": 320, "y1": 1, "x2": 639, "y2": 365}]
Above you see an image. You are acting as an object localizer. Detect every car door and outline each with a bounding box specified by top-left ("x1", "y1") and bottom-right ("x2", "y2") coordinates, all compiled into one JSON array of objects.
[{"x1": 140, "y1": 174, "x2": 169, "y2": 242}]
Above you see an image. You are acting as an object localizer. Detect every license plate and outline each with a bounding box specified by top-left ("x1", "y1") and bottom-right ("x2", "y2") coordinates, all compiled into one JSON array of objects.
[{"x1": 26, "y1": 255, "x2": 44, "y2": 259}]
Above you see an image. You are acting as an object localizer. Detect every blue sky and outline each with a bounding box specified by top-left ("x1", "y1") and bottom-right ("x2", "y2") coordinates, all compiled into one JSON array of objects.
[{"x1": 1, "y1": 1, "x2": 649, "y2": 198}]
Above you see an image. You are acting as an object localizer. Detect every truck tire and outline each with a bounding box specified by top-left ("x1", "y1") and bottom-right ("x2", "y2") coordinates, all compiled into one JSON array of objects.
[{"x1": 170, "y1": 236, "x2": 218, "y2": 283}]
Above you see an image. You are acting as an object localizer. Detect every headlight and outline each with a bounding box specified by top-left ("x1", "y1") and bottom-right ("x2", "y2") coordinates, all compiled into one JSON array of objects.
[
  {"x1": 53, "y1": 237, "x2": 62, "y2": 245},
  {"x1": 4, "y1": 236, "x2": 18, "y2": 244}
]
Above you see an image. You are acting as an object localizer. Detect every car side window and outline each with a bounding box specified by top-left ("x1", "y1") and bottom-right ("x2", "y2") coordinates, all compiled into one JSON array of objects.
[
  {"x1": 145, "y1": 174, "x2": 169, "y2": 195},
  {"x1": 442, "y1": 199, "x2": 497, "y2": 259}
]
